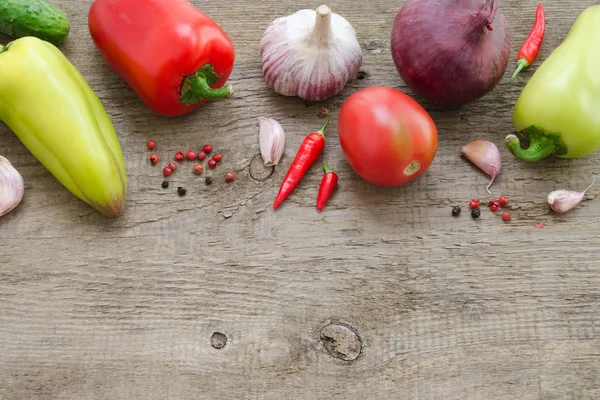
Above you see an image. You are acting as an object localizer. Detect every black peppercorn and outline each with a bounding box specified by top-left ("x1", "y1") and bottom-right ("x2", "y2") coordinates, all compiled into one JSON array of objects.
[
  {"x1": 162, "y1": 181, "x2": 169, "y2": 189},
  {"x1": 205, "y1": 177, "x2": 213, "y2": 185},
  {"x1": 452, "y1": 206, "x2": 461, "y2": 216},
  {"x1": 177, "y1": 187, "x2": 187, "y2": 196},
  {"x1": 471, "y1": 207, "x2": 481, "y2": 219}
]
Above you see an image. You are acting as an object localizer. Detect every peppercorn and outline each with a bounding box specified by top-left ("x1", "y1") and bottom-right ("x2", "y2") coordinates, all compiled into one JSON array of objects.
[
  {"x1": 175, "y1": 151, "x2": 185, "y2": 162},
  {"x1": 469, "y1": 200, "x2": 479, "y2": 209},
  {"x1": 203, "y1": 144, "x2": 213, "y2": 154},
  {"x1": 161, "y1": 181, "x2": 169, "y2": 189},
  {"x1": 499, "y1": 196, "x2": 509, "y2": 206},
  {"x1": 205, "y1": 177, "x2": 213, "y2": 185},
  {"x1": 471, "y1": 207, "x2": 481, "y2": 219},
  {"x1": 208, "y1": 159, "x2": 217, "y2": 169},
  {"x1": 193, "y1": 164, "x2": 204, "y2": 175},
  {"x1": 147, "y1": 140, "x2": 156, "y2": 150},
  {"x1": 488, "y1": 200, "x2": 500, "y2": 211},
  {"x1": 225, "y1": 172, "x2": 235, "y2": 183},
  {"x1": 163, "y1": 167, "x2": 173, "y2": 177},
  {"x1": 168, "y1": 161, "x2": 178, "y2": 171},
  {"x1": 177, "y1": 187, "x2": 187, "y2": 196},
  {"x1": 502, "y1": 211, "x2": 511, "y2": 221},
  {"x1": 452, "y1": 206, "x2": 461, "y2": 216},
  {"x1": 212, "y1": 154, "x2": 223, "y2": 163},
  {"x1": 186, "y1": 150, "x2": 197, "y2": 161},
  {"x1": 149, "y1": 153, "x2": 159, "y2": 165},
  {"x1": 198, "y1": 151, "x2": 206, "y2": 161}
]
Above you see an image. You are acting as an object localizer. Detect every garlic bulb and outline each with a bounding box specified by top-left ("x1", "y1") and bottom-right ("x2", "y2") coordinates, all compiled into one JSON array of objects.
[
  {"x1": 0, "y1": 156, "x2": 24, "y2": 217},
  {"x1": 260, "y1": 5, "x2": 363, "y2": 101},
  {"x1": 258, "y1": 117, "x2": 286, "y2": 167}
]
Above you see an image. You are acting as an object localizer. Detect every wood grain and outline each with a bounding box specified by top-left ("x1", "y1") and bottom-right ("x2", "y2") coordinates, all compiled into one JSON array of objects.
[{"x1": 1, "y1": 0, "x2": 599, "y2": 399}]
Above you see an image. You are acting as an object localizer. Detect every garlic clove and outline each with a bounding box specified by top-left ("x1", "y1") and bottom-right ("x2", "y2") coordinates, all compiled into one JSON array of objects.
[
  {"x1": 259, "y1": 117, "x2": 286, "y2": 167},
  {"x1": 0, "y1": 156, "x2": 24, "y2": 217},
  {"x1": 461, "y1": 140, "x2": 502, "y2": 194},
  {"x1": 547, "y1": 179, "x2": 595, "y2": 213},
  {"x1": 260, "y1": 5, "x2": 363, "y2": 101}
]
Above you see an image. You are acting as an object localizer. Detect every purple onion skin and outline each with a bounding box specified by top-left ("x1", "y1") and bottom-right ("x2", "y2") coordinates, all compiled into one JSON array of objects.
[{"x1": 391, "y1": 0, "x2": 510, "y2": 106}]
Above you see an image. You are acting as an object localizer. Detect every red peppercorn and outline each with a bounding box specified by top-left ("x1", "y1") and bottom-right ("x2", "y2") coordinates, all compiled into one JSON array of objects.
[
  {"x1": 186, "y1": 150, "x2": 197, "y2": 161},
  {"x1": 488, "y1": 200, "x2": 500, "y2": 211},
  {"x1": 175, "y1": 151, "x2": 185, "y2": 162},
  {"x1": 163, "y1": 167, "x2": 173, "y2": 177},
  {"x1": 208, "y1": 159, "x2": 217, "y2": 169},
  {"x1": 198, "y1": 151, "x2": 206, "y2": 161},
  {"x1": 469, "y1": 198, "x2": 480, "y2": 209},
  {"x1": 168, "y1": 161, "x2": 178, "y2": 171},
  {"x1": 499, "y1": 196, "x2": 509, "y2": 206},
  {"x1": 212, "y1": 154, "x2": 223, "y2": 163},
  {"x1": 193, "y1": 164, "x2": 204, "y2": 175},
  {"x1": 147, "y1": 140, "x2": 156, "y2": 150},
  {"x1": 203, "y1": 144, "x2": 213, "y2": 154},
  {"x1": 225, "y1": 172, "x2": 235, "y2": 183},
  {"x1": 502, "y1": 211, "x2": 511, "y2": 221},
  {"x1": 149, "y1": 154, "x2": 159, "y2": 165}
]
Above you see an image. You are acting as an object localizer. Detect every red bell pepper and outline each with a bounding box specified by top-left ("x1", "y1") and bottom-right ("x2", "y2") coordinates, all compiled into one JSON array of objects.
[{"x1": 88, "y1": 0, "x2": 235, "y2": 117}]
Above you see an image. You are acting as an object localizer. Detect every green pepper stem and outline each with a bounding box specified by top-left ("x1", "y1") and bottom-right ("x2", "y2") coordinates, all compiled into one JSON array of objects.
[
  {"x1": 189, "y1": 76, "x2": 233, "y2": 100},
  {"x1": 505, "y1": 134, "x2": 556, "y2": 162},
  {"x1": 323, "y1": 162, "x2": 332, "y2": 174},
  {"x1": 317, "y1": 117, "x2": 330, "y2": 137},
  {"x1": 511, "y1": 58, "x2": 530, "y2": 80}
]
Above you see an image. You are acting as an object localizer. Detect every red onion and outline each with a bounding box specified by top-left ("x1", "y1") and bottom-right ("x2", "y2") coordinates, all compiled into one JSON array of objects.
[{"x1": 391, "y1": 0, "x2": 510, "y2": 106}]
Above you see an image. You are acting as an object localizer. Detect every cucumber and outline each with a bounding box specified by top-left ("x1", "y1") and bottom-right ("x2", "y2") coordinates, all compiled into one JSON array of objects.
[{"x1": 0, "y1": 0, "x2": 70, "y2": 44}]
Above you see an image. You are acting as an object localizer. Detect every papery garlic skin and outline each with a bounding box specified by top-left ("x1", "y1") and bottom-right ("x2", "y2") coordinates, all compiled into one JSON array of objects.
[
  {"x1": 259, "y1": 117, "x2": 286, "y2": 167},
  {"x1": 0, "y1": 156, "x2": 24, "y2": 217},
  {"x1": 461, "y1": 140, "x2": 502, "y2": 194},
  {"x1": 547, "y1": 179, "x2": 595, "y2": 213},
  {"x1": 260, "y1": 5, "x2": 363, "y2": 101},
  {"x1": 548, "y1": 190, "x2": 584, "y2": 213}
]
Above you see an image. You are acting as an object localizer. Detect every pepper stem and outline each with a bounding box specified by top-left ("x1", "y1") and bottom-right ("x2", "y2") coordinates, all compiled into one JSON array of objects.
[
  {"x1": 505, "y1": 134, "x2": 557, "y2": 162},
  {"x1": 323, "y1": 162, "x2": 332, "y2": 174},
  {"x1": 189, "y1": 77, "x2": 233, "y2": 100},
  {"x1": 512, "y1": 58, "x2": 530, "y2": 80},
  {"x1": 0, "y1": 44, "x2": 5, "y2": 53},
  {"x1": 180, "y1": 64, "x2": 233, "y2": 105},
  {"x1": 317, "y1": 117, "x2": 330, "y2": 137}
]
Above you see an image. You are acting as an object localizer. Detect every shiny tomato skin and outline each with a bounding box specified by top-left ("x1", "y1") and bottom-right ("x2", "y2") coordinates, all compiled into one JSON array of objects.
[{"x1": 338, "y1": 87, "x2": 438, "y2": 187}]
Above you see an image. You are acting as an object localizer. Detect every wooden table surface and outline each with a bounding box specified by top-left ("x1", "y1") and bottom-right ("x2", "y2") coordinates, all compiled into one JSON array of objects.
[{"x1": 1, "y1": 0, "x2": 599, "y2": 399}]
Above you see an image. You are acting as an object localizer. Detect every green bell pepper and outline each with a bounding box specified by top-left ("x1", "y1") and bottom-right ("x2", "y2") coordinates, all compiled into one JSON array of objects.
[
  {"x1": 0, "y1": 37, "x2": 127, "y2": 216},
  {"x1": 506, "y1": 5, "x2": 600, "y2": 162}
]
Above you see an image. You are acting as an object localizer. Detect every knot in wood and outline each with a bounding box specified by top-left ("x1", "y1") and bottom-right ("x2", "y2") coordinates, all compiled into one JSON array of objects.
[
  {"x1": 210, "y1": 332, "x2": 227, "y2": 349},
  {"x1": 249, "y1": 154, "x2": 275, "y2": 181},
  {"x1": 320, "y1": 323, "x2": 362, "y2": 362}
]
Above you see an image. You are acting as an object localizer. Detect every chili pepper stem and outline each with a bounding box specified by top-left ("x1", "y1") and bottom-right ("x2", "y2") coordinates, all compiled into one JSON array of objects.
[
  {"x1": 512, "y1": 58, "x2": 530, "y2": 80},
  {"x1": 505, "y1": 134, "x2": 556, "y2": 162},
  {"x1": 317, "y1": 117, "x2": 331, "y2": 137},
  {"x1": 323, "y1": 162, "x2": 332, "y2": 174}
]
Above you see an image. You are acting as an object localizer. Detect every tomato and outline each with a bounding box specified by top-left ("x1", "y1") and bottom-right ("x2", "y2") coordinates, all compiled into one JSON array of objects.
[{"x1": 338, "y1": 87, "x2": 438, "y2": 187}]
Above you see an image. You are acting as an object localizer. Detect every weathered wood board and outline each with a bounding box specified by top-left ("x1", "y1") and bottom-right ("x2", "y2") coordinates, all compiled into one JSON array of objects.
[{"x1": 1, "y1": 0, "x2": 599, "y2": 399}]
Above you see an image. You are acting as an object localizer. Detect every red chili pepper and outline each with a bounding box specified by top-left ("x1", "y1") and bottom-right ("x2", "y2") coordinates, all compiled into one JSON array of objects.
[
  {"x1": 88, "y1": 0, "x2": 235, "y2": 117},
  {"x1": 273, "y1": 118, "x2": 330, "y2": 210},
  {"x1": 512, "y1": 3, "x2": 545, "y2": 80},
  {"x1": 317, "y1": 163, "x2": 338, "y2": 212}
]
